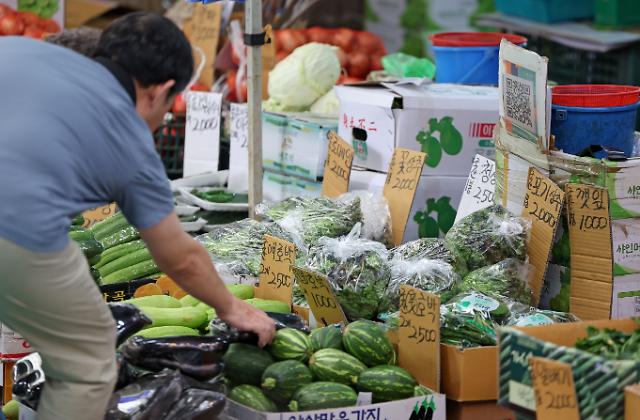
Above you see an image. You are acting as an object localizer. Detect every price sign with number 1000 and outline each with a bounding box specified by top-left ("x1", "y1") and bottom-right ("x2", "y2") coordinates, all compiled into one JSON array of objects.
[{"x1": 292, "y1": 266, "x2": 347, "y2": 327}]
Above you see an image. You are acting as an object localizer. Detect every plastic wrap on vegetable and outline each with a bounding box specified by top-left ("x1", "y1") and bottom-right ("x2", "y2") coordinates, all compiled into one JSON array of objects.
[
  {"x1": 306, "y1": 224, "x2": 390, "y2": 320},
  {"x1": 344, "y1": 191, "x2": 393, "y2": 247},
  {"x1": 257, "y1": 195, "x2": 362, "y2": 249},
  {"x1": 389, "y1": 238, "x2": 455, "y2": 265},
  {"x1": 379, "y1": 258, "x2": 460, "y2": 314},
  {"x1": 458, "y1": 258, "x2": 534, "y2": 305},
  {"x1": 164, "y1": 388, "x2": 226, "y2": 420},
  {"x1": 445, "y1": 205, "x2": 530, "y2": 274},
  {"x1": 507, "y1": 308, "x2": 580, "y2": 327},
  {"x1": 444, "y1": 291, "x2": 511, "y2": 324},
  {"x1": 109, "y1": 303, "x2": 152, "y2": 346}
]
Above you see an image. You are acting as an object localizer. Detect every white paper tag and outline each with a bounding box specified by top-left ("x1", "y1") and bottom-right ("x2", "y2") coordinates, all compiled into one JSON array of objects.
[
  {"x1": 455, "y1": 154, "x2": 496, "y2": 223},
  {"x1": 228, "y1": 103, "x2": 249, "y2": 193},
  {"x1": 184, "y1": 92, "x2": 222, "y2": 177}
]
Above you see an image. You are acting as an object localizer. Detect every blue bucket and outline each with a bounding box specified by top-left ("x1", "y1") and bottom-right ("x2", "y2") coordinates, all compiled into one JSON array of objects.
[{"x1": 552, "y1": 102, "x2": 640, "y2": 157}]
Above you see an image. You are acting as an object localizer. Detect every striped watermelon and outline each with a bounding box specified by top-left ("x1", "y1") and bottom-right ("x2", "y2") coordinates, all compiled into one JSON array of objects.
[
  {"x1": 288, "y1": 382, "x2": 358, "y2": 411},
  {"x1": 310, "y1": 325, "x2": 343, "y2": 352},
  {"x1": 223, "y1": 343, "x2": 275, "y2": 386},
  {"x1": 342, "y1": 320, "x2": 395, "y2": 366},
  {"x1": 228, "y1": 385, "x2": 278, "y2": 412},
  {"x1": 356, "y1": 365, "x2": 417, "y2": 402},
  {"x1": 268, "y1": 328, "x2": 313, "y2": 363},
  {"x1": 308, "y1": 348, "x2": 366, "y2": 385},
  {"x1": 261, "y1": 360, "x2": 312, "y2": 404}
]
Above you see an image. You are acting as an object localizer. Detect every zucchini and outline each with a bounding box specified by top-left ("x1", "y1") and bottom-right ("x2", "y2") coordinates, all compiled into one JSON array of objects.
[
  {"x1": 88, "y1": 254, "x2": 101, "y2": 266},
  {"x1": 89, "y1": 212, "x2": 125, "y2": 236},
  {"x1": 134, "y1": 326, "x2": 200, "y2": 338},
  {"x1": 101, "y1": 259, "x2": 159, "y2": 285},
  {"x1": 180, "y1": 295, "x2": 201, "y2": 307},
  {"x1": 94, "y1": 215, "x2": 131, "y2": 241},
  {"x1": 94, "y1": 240, "x2": 146, "y2": 269},
  {"x1": 99, "y1": 225, "x2": 139, "y2": 250},
  {"x1": 228, "y1": 284, "x2": 255, "y2": 300},
  {"x1": 140, "y1": 306, "x2": 208, "y2": 329},
  {"x1": 123, "y1": 295, "x2": 182, "y2": 308},
  {"x1": 98, "y1": 247, "x2": 152, "y2": 278},
  {"x1": 246, "y1": 298, "x2": 290, "y2": 314}
]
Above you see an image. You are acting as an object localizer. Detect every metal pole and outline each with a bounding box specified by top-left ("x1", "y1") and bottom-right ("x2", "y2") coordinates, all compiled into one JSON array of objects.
[{"x1": 246, "y1": 0, "x2": 263, "y2": 218}]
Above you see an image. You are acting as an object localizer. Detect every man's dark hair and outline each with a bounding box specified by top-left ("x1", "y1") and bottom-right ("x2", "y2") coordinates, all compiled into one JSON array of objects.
[
  {"x1": 95, "y1": 12, "x2": 194, "y2": 97},
  {"x1": 45, "y1": 27, "x2": 103, "y2": 57}
]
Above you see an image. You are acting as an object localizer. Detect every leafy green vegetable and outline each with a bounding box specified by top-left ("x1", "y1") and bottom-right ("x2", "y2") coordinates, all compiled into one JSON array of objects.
[
  {"x1": 575, "y1": 326, "x2": 640, "y2": 360},
  {"x1": 458, "y1": 258, "x2": 533, "y2": 305}
]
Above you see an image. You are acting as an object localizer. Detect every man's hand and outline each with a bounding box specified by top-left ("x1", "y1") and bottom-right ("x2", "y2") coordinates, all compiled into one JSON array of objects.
[{"x1": 217, "y1": 297, "x2": 276, "y2": 347}]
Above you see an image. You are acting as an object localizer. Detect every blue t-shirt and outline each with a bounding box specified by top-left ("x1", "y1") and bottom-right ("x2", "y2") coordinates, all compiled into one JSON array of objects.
[{"x1": 0, "y1": 37, "x2": 174, "y2": 253}]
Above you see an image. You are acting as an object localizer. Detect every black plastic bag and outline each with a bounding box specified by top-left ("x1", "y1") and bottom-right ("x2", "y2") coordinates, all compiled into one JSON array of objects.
[
  {"x1": 164, "y1": 388, "x2": 226, "y2": 420},
  {"x1": 209, "y1": 311, "x2": 308, "y2": 345},
  {"x1": 109, "y1": 303, "x2": 152, "y2": 346}
]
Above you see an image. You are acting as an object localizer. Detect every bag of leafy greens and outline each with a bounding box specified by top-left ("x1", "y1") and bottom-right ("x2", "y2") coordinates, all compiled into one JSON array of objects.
[
  {"x1": 344, "y1": 191, "x2": 393, "y2": 247},
  {"x1": 458, "y1": 258, "x2": 534, "y2": 305},
  {"x1": 389, "y1": 238, "x2": 456, "y2": 265}
]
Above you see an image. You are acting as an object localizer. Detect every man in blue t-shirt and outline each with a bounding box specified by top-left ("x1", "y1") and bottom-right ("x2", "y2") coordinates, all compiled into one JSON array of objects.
[{"x1": 0, "y1": 13, "x2": 275, "y2": 419}]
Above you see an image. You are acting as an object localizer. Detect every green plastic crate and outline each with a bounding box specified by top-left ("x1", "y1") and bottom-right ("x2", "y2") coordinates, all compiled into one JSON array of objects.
[
  {"x1": 595, "y1": 0, "x2": 640, "y2": 28},
  {"x1": 154, "y1": 115, "x2": 185, "y2": 179}
]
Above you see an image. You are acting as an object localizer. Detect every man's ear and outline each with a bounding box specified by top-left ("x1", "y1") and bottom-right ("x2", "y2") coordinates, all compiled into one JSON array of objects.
[{"x1": 150, "y1": 79, "x2": 176, "y2": 105}]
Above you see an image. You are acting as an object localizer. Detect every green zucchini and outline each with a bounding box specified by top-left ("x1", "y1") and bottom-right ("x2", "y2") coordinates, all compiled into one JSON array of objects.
[
  {"x1": 94, "y1": 240, "x2": 146, "y2": 269},
  {"x1": 98, "y1": 247, "x2": 152, "y2": 278},
  {"x1": 99, "y1": 226, "x2": 139, "y2": 250},
  {"x1": 140, "y1": 306, "x2": 208, "y2": 329},
  {"x1": 123, "y1": 295, "x2": 181, "y2": 308},
  {"x1": 180, "y1": 295, "x2": 202, "y2": 307},
  {"x1": 94, "y1": 215, "x2": 131, "y2": 241},
  {"x1": 68, "y1": 229, "x2": 95, "y2": 242},
  {"x1": 88, "y1": 254, "x2": 101, "y2": 266},
  {"x1": 101, "y1": 259, "x2": 159, "y2": 285},
  {"x1": 228, "y1": 284, "x2": 255, "y2": 300},
  {"x1": 89, "y1": 212, "x2": 125, "y2": 236},
  {"x1": 134, "y1": 326, "x2": 200, "y2": 338}
]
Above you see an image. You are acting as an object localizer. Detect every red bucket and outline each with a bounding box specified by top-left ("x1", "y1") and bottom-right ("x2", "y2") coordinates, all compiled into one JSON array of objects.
[{"x1": 552, "y1": 85, "x2": 640, "y2": 108}]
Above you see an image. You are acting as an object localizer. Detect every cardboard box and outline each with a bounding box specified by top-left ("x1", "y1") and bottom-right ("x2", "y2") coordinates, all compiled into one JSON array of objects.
[
  {"x1": 441, "y1": 344, "x2": 498, "y2": 402},
  {"x1": 336, "y1": 83, "x2": 498, "y2": 176},
  {"x1": 263, "y1": 169, "x2": 322, "y2": 203},
  {"x1": 447, "y1": 400, "x2": 516, "y2": 420},
  {"x1": 349, "y1": 168, "x2": 466, "y2": 242},
  {"x1": 625, "y1": 384, "x2": 640, "y2": 420},
  {"x1": 263, "y1": 112, "x2": 337, "y2": 181},
  {"x1": 0, "y1": 324, "x2": 32, "y2": 362},
  {"x1": 498, "y1": 319, "x2": 640, "y2": 419}
]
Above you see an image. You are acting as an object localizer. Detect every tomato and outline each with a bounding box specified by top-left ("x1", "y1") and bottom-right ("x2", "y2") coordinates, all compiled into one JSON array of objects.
[
  {"x1": 371, "y1": 54, "x2": 384, "y2": 71},
  {"x1": 355, "y1": 31, "x2": 381, "y2": 55},
  {"x1": 306, "y1": 27, "x2": 332, "y2": 44},
  {"x1": 0, "y1": 14, "x2": 24, "y2": 35},
  {"x1": 0, "y1": 5, "x2": 14, "y2": 18},
  {"x1": 190, "y1": 83, "x2": 209, "y2": 92},
  {"x1": 238, "y1": 78, "x2": 247, "y2": 103},
  {"x1": 38, "y1": 18, "x2": 60, "y2": 33},
  {"x1": 171, "y1": 93, "x2": 186, "y2": 114},
  {"x1": 347, "y1": 52, "x2": 370, "y2": 79},
  {"x1": 335, "y1": 48, "x2": 348, "y2": 69},
  {"x1": 18, "y1": 12, "x2": 39, "y2": 27},
  {"x1": 332, "y1": 28, "x2": 355, "y2": 53},
  {"x1": 275, "y1": 29, "x2": 300, "y2": 54},
  {"x1": 276, "y1": 51, "x2": 288, "y2": 63},
  {"x1": 23, "y1": 25, "x2": 45, "y2": 40}
]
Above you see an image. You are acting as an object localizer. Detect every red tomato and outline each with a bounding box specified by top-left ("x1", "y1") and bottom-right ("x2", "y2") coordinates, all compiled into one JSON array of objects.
[
  {"x1": 172, "y1": 93, "x2": 186, "y2": 114},
  {"x1": 275, "y1": 29, "x2": 299, "y2": 54},
  {"x1": 332, "y1": 28, "x2": 355, "y2": 53},
  {"x1": 276, "y1": 51, "x2": 288, "y2": 63},
  {"x1": 190, "y1": 83, "x2": 209, "y2": 92},
  {"x1": 227, "y1": 70, "x2": 237, "y2": 100},
  {"x1": 38, "y1": 18, "x2": 60, "y2": 33},
  {"x1": 0, "y1": 5, "x2": 14, "y2": 18},
  {"x1": 23, "y1": 25, "x2": 44, "y2": 40},
  {"x1": 0, "y1": 14, "x2": 24, "y2": 35},
  {"x1": 238, "y1": 78, "x2": 248, "y2": 103},
  {"x1": 371, "y1": 54, "x2": 384, "y2": 71},
  {"x1": 18, "y1": 12, "x2": 39, "y2": 27},
  {"x1": 335, "y1": 48, "x2": 348, "y2": 69},
  {"x1": 292, "y1": 29, "x2": 308, "y2": 46},
  {"x1": 347, "y1": 52, "x2": 370, "y2": 79},
  {"x1": 355, "y1": 31, "x2": 381, "y2": 55},
  {"x1": 306, "y1": 27, "x2": 332, "y2": 44}
]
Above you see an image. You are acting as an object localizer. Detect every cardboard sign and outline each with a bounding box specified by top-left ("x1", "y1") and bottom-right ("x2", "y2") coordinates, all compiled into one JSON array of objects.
[
  {"x1": 184, "y1": 91, "x2": 222, "y2": 177},
  {"x1": 565, "y1": 184, "x2": 613, "y2": 320},
  {"x1": 228, "y1": 103, "x2": 249, "y2": 193},
  {"x1": 456, "y1": 154, "x2": 496, "y2": 223},
  {"x1": 521, "y1": 168, "x2": 565, "y2": 306},
  {"x1": 322, "y1": 132, "x2": 354, "y2": 198},
  {"x1": 82, "y1": 203, "x2": 117, "y2": 228},
  {"x1": 262, "y1": 33, "x2": 277, "y2": 100},
  {"x1": 292, "y1": 266, "x2": 347, "y2": 327},
  {"x1": 398, "y1": 285, "x2": 440, "y2": 392},
  {"x1": 256, "y1": 235, "x2": 296, "y2": 306},
  {"x1": 529, "y1": 357, "x2": 579, "y2": 420},
  {"x1": 384, "y1": 148, "x2": 427, "y2": 246},
  {"x1": 183, "y1": 2, "x2": 222, "y2": 88}
]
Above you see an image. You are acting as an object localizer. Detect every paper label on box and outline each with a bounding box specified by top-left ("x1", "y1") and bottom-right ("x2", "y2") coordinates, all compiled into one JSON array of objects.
[
  {"x1": 522, "y1": 168, "x2": 565, "y2": 306},
  {"x1": 565, "y1": 184, "x2": 613, "y2": 320},
  {"x1": 322, "y1": 132, "x2": 354, "y2": 199},
  {"x1": 255, "y1": 235, "x2": 296, "y2": 306},
  {"x1": 613, "y1": 219, "x2": 640, "y2": 275},
  {"x1": 384, "y1": 148, "x2": 426, "y2": 245},
  {"x1": 529, "y1": 357, "x2": 579, "y2": 420},
  {"x1": 509, "y1": 380, "x2": 537, "y2": 411},
  {"x1": 398, "y1": 285, "x2": 440, "y2": 392},
  {"x1": 292, "y1": 266, "x2": 347, "y2": 327},
  {"x1": 183, "y1": 3, "x2": 222, "y2": 88},
  {"x1": 455, "y1": 292, "x2": 499, "y2": 313},
  {"x1": 612, "y1": 275, "x2": 640, "y2": 319},
  {"x1": 184, "y1": 92, "x2": 222, "y2": 177},
  {"x1": 228, "y1": 103, "x2": 249, "y2": 193},
  {"x1": 82, "y1": 203, "x2": 117, "y2": 228},
  {"x1": 456, "y1": 154, "x2": 496, "y2": 223}
]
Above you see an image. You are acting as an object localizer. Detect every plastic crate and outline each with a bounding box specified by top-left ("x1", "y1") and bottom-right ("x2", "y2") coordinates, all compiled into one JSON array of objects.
[
  {"x1": 153, "y1": 115, "x2": 185, "y2": 180},
  {"x1": 495, "y1": 0, "x2": 594, "y2": 23},
  {"x1": 595, "y1": 0, "x2": 640, "y2": 28}
]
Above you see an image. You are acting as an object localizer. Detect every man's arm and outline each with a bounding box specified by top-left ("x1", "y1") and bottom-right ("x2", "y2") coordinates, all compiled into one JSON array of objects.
[{"x1": 139, "y1": 211, "x2": 275, "y2": 346}]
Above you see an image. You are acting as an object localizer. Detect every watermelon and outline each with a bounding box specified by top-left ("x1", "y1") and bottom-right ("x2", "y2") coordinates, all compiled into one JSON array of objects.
[
  {"x1": 268, "y1": 328, "x2": 313, "y2": 363},
  {"x1": 228, "y1": 385, "x2": 278, "y2": 412},
  {"x1": 310, "y1": 325, "x2": 343, "y2": 352},
  {"x1": 289, "y1": 382, "x2": 358, "y2": 411},
  {"x1": 414, "y1": 384, "x2": 433, "y2": 397},
  {"x1": 308, "y1": 348, "x2": 366, "y2": 386},
  {"x1": 223, "y1": 343, "x2": 275, "y2": 386},
  {"x1": 261, "y1": 360, "x2": 313, "y2": 404},
  {"x1": 356, "y1": 365, "x2": 417, "y2": 402},
  {"x1": 342, "y1": 320, "x2": 394, "y2": 367}
]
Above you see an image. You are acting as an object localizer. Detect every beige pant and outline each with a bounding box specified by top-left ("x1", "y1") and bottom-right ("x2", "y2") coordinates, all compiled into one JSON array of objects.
[{"x1": 0, "y1": 238, "x2": 117, "y2": 420}]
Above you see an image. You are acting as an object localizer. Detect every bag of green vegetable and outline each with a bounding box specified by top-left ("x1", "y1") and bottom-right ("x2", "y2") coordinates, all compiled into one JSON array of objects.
[
  {"x1": 346, "y1": 191, "x2": 393, "y2": 247},
  {"x1": 379, "y1": 258, "x2": 460, "y2": 314},
  {"x1": 389, "y1": 238, "x2": 455, "y2": 266},
  {"x1": 458, "y1": 258, "x2": 534, "y2": 305},
  {"x1": 506, "y1": 308, "x2": 580, "y2": 327},
  {"x1": 306, "y1": 224, "x2": 391, "y2": 320},
  {"x1": 445, "y1": 204, "x2": 530, "y2": 275}
]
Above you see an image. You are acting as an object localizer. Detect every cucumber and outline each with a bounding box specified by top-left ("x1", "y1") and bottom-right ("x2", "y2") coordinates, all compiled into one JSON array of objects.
[
  {"x1": 134, "y1": 326, "x2": 199, "y2": 339},
  {"x1": 68, "y1": 229, "x2": 95, "y2": 242},
  {"x1": 228, "y1": 284, "x2": 255, "y2": 300},
  {"x1": 123, "y1": 295, "x2": 181, "y2": 309},
  {"x1": 246, "y1": 298, "x2": 290, "y2": 314},
  {"x1": 140, "y1": 306, "x2": 208, "y2": 329},
  {"x1": 99, "y1": 225, "x2": 139, "y2": 250},
  {"x1": 101, "y1": 259, "x2": 159, "y2": 285},
  {"x1": 74, "y1": 237, "x2": 104, "y2": 259},
  {"x1": 229, "y1": 385, "x2": 278, "y2": 412},
  {"x1": 94, "y1": 240, "x2": 146, "y2": 269},
  {"x1": 94, "y1": 216, "x2": 131, "y2": 241},
  {"x1": 89, "y1": 212, "x2": 125, "y2": 236},
  {"x1": 88, "y1": 254, "x2": 101, "y2": 266},
  {"x1": 180, "y1": 295, "x2": 201, "y2": 307},
  {"x1": 98, "y1": 247, "x2": 152, "y2": 278},
  {"x1": 71, "y1": 214, "x2": 85, "y2": 227}
]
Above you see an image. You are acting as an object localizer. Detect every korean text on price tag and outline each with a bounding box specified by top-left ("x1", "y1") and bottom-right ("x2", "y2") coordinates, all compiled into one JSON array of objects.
[
  {"x1": 398, "y1": 285, "x2": 440, "y2": 392},
  {"x1": 383, "y1": 148, "x2": 426, "y2": 246},
  {"x1": 529, "y1": 357, "x2": 579, "y2": 420},
  {"x1": 184, "y1": 91, "x2": 222, "y2": 177},
  {"x1": 565, "y1": 184, "x2": 612, "y2": 320},
  {"x1": 455, "y1": 154, "x2": 496, "y2": 223},
  {"x1": 255, "y1": 235, "x2": 296, "y2": 307},
  {"x1": 82, "y1": 203, "x2": 117, "y2": 228},
  {"x1": 522, "y1": 168, "x2": 564, "y2": 305},
  {"x1": 183, "y1": 2, "x2": 222, "y2": 88},
  {"x1": 228, "y1": 103, "x2": 249, "y2": 193},
  {"x1": 322, "y1": 132, "x2": 354, "y2": 198},
  {"x1": 292, "y1": 266, "x2": 347, "y2": 327}
]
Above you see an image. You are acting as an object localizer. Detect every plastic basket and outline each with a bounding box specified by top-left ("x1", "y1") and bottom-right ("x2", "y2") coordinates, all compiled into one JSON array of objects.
[
  {"x1": 495, "y1": 0, "x2": 594, "y2": 23},
  {"x1": 595, "y1": 0, "x2": 640, "y2": 29},
  {"x1": 552, "y1": 85, "x2": 640, "y2": 107},
  {"x1": 154, "y1": 114, "x2": 185, "y2": 180}
]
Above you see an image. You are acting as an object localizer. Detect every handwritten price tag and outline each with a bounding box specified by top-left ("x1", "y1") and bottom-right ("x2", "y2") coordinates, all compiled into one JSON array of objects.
[
  {"x1": 398, "y1": 285, "x2": 440, "y2": 392},
  {"x1": 456, "y1": 154, "x2": 496, "y2": 223},
  {"x1": 82, "y1": 203, "x2": 117, "y2": 228},
  {"x1": 183, "y1": 3, "x2": 222, "y2": 88},
  {"x1": 228, "y1": 103, "x2": 249, "y2": 193},
  {"x1": 292, "y1": 266, "x2": 347, "y2": 327},
  {"x1": 529, "y1": 357, "x2": 579, "y2": 420},
  {"x1": 565, "y1": 184, "x2": 613, "y2": 320},
  {"x1": 384, "y1": 148, "x2": 426, "y2": 246},
  {"x1": 255, "y1": 235, "x2": 296, "y2": 307},
  {"x1": 184, "y1": 91, "x2": 222, "y2": 177},
  {"x1": 322, "y1": 132, "x2": 354, "y2": 198},
  {"x1": 522, "y1": 168, "x2": 564, "y2": 306}
]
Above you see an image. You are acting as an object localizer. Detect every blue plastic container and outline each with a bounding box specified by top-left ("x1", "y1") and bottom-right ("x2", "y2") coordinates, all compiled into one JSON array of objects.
[
  {"x1": 551, "y1": 102, "x2": 640, "y2": 157},
  {"x1": 496, "y1": 0, "x2": 594, "y2": 23}
]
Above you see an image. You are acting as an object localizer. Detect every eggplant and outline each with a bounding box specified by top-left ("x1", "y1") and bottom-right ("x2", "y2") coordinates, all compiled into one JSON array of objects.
[
  {"x1": 109, "y1": 303, "x2": 152, "y2": 346},
  {"x1": 129, "y1": 356, "x2": 223, "y2": 381},
  {"x1": 121, "y1": 335, "x2": 229, "y2": 366}
]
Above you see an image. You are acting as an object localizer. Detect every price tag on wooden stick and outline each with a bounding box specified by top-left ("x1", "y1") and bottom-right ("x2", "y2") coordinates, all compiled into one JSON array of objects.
[
  {"x1": 384, "y1": 148, "x2": 426, "y2": 246},
  {"x1": 529, "y1": 357, "x2": 579, "y2": 420},
  {"x1": 398, "y1": 285, "x2": 440, "y2": 392},
  {"x1": 183, "y1": 3, "x2": 222, "y2": 88},
  {"x1": 292, "y1": 266, "x2": 347, "y2": 327},
  {"x1": 521, "y1": 168, "x2": 565, "y2": 306},
  {"x1": 255, "y1": 235, "x2": 296, "y2": 307},
  {"x1": 456, "y1": 154, "x2": 496, "y2": 223},
  {"x1": 82, "y1": 203, "x2": 117, "y2": 228},
  {"x1": 322, "y1": 132, "x2": 354, "y2": 198}
]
